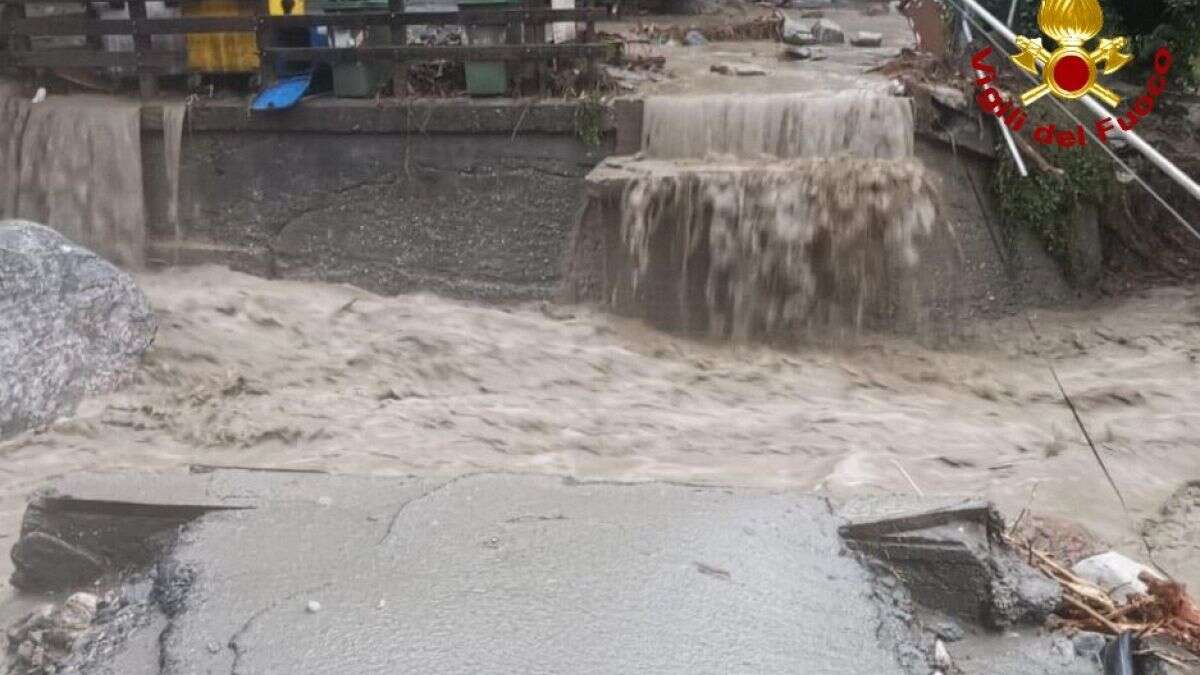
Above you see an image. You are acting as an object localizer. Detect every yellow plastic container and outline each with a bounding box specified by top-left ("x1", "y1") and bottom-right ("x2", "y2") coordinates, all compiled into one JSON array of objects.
[{"x1": 185, "y1": 0, "x2": 305, "y2": 74}]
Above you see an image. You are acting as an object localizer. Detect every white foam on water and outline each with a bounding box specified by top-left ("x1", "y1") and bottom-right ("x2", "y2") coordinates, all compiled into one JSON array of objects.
[{"x1": 620, "y1": 158, "x2": 938, "y2": 339}]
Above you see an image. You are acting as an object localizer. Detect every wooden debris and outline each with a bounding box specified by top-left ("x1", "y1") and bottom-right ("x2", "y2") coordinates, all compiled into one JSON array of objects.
[{"x1": 1006, "y1": 533, "x2": 1200, "y2": 659}]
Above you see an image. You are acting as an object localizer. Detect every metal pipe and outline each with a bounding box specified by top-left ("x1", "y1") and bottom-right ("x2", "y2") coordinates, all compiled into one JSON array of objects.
[
  {"x1": 956, "y1": 0, "x2": 1200, "y2": 204},
  {"x1": 999, "y1": 123, "x2": 1028, "y2": 175},
  {"x1": 962, "y1": 11, "x2": 1029, "y2": 176}
]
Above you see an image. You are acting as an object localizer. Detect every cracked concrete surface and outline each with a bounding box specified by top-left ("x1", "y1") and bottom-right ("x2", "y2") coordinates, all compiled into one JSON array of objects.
[
  {"x1": 7, "y1": 470, "x2": 1106, "y2": 674},
  {"x1": 141, "y1": 132, "x2": 602, "y2": 300},
  {"x1": 163, "y1": 471, "x2": 903, "y2": 674},
  {"x1": 18, "y1": 471, "x2": 907, "y2": 674}
]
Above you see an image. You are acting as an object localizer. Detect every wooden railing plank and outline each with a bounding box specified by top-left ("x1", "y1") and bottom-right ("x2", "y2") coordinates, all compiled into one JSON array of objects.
[
  {"x1": 264, "y1": 43, "x2": 616, "y2": 63},
  {"x1": 0, "y1": 49, "x2": 183, "y2": 68},
  {"x1": 127, "y1": 0, "x2": 158, "y2": 96},
  {"x1": 388, "y1": 0, "x2": 408, "y2": 97},
  {"x1": 7, "y1": 16, "x2": 257, "y2": 35},
  {"x1": 254, "y1": 0, "x2": 273, "y2": 86},
  {"x1": 4, "y1": 8, "x2": 606, "y2": 34}
]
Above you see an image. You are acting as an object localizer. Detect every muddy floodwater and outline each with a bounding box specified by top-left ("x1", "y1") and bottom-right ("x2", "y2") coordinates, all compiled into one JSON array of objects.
[{"x1": 1, "y1": 265, "x2": 1199, "y2": 594}]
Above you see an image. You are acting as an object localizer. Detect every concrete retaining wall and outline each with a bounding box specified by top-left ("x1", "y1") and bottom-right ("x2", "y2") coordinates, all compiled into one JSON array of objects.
[
  {"x1": 140, "y1": 99, "x2": 610, "y2": 300},
  {"x1": 136, "y1": 96, "x2": 1078, "y2": 312}
]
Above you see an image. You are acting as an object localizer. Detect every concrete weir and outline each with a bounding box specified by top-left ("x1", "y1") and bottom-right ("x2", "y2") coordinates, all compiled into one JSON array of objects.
[
  {"x1": 565, "y1": 95, "x2": 1076, "y2": 336},
  {"x1": 6, "y1": 470, "x2": 1102, "y2": 674}
]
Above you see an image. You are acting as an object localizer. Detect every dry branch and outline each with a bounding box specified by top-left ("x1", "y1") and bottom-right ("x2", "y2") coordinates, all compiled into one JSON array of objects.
[{"x1": 1005, "y1": 533, "x2": 1200, "y2": 658}]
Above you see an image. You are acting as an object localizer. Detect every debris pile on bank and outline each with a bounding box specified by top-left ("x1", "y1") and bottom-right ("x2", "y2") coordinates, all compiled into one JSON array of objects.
[
  {"x1": 5, "y1": 593, "x2": 97, "y2": 675},
  {"x1": 842, "y1": 501, "x2": 1200, "y2": 671},
  {"x1": 1009, "y1": 535, "x2": 1200, "y2": 661}
]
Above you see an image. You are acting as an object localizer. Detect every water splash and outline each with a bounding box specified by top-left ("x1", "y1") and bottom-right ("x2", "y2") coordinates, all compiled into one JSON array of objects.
[
  {"x1": 619, "y1": 158, "x2": 939, "y2": 339},
  {"x1": 598, "y1": 91, "x2": 942, "y2": 340}
]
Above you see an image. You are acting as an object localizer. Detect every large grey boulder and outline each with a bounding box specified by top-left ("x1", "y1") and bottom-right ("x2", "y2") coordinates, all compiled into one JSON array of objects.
[{"x1": 0, "y1": 221, "x2": 156, "y2": 439}]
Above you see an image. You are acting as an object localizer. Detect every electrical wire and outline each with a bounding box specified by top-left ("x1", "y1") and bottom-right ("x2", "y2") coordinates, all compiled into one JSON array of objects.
[{"x1": 935, "y1": 97, "x2": 1173, "y2": 580}]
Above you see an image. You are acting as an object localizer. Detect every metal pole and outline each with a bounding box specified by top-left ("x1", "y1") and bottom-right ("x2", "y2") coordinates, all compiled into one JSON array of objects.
[
  {"x1": 957, "y1": 0, "x2": 1200, "y2": 205},
  {"x1": 998, "y1": 0, "x2": 1028, "y2": 176}
]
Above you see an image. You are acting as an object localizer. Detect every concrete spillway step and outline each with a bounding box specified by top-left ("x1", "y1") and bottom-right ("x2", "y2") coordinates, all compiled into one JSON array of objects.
[{"x1": 569, "y1": 93, "x2": 1078, "y2": 339}]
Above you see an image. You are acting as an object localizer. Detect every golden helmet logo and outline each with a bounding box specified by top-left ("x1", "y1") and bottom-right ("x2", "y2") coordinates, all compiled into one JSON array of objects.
[{"x1": 1009, "y1": 0, "x2": 1133, "y2": 107}]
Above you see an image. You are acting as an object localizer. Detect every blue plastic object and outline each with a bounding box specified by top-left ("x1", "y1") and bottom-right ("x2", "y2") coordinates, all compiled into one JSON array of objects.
[{"x1": 251, "y1": 72, "x2": 312, "y2": 111}]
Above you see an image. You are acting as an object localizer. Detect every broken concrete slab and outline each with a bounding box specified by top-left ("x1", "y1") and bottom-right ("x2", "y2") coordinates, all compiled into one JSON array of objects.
[
  {"x1": 9, "y1": 471, "x2": 256, "y2": 591},
  {"x1": 840, "y1": 501, "x2": 1060, "y2": 628},
  {"x1": 9, "y1": 471, "x2": 909, "y2": 674},
  {"x1": 781, "y1": 18, "x2": 818, "y2": 45}
]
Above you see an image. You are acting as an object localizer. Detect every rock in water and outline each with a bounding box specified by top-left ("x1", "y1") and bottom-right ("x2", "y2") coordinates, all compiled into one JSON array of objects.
[
  {"x1": 0, "y1": 221, "x2": 156, "y2": 439},
  {"x1": 811, "y1": 19, "x2": 845, "y2": 44},
  {"x1": 781, "y1": 18, "x2": 817, "y2": 45},
  {"x1": 850, "y1": 31, "x2": 883, "y2": 47}
]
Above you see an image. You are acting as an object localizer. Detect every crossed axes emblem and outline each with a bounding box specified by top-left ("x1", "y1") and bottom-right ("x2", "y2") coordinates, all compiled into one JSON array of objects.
[
  {"x1": 1011, "y1": 35, "x2": 1131, "y2": 106},
  {"x1": 1009, "y1": 0, "x2": 1132, "y2": 107}
]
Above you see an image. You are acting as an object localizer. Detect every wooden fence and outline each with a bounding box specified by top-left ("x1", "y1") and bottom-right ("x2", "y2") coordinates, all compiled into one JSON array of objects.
[{"x1": 0, "y1": 0, "x2": 618, "y2": 96}]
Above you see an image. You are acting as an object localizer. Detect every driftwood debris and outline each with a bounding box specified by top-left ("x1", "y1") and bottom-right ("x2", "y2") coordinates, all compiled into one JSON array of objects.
[{"x1": 1006, "y1": 533, "x2": 1200, "y2": 659}]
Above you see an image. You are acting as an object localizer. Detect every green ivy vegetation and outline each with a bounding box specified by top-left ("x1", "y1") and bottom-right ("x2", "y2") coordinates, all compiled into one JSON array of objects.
[
  {"x1": 574, "y1": 90, "x2": 605, "y2": 148},
  {"x1": 992, "y1": 144, "x2": 1112, "y2": 268}
]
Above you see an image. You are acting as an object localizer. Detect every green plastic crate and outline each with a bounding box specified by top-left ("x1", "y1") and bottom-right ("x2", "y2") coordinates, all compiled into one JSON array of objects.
[
  {"x1": 463, "y1": 62, "x2": 505, "y2": 96},
  {"x1": 329, "y1": 24, "x2": 392, "y2": 98},
  {"x1": 459, "y1": 0, "x2": 518, "y2": 96}
]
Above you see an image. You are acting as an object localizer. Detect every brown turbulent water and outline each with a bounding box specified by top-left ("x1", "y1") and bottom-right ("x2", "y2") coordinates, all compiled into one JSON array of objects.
[
  {"x1": 0, "y1": 87, "x2": 1196, "y2": 607},
  {"x1": 620, "y1": 158, "x2": 939, "y2": 338},
  {"x1": 0, "y1": 267, "x2": 1198, "y2": 594},
  {"x1": 620, "y1": 92, "x2": 939, "y2": 339}
]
